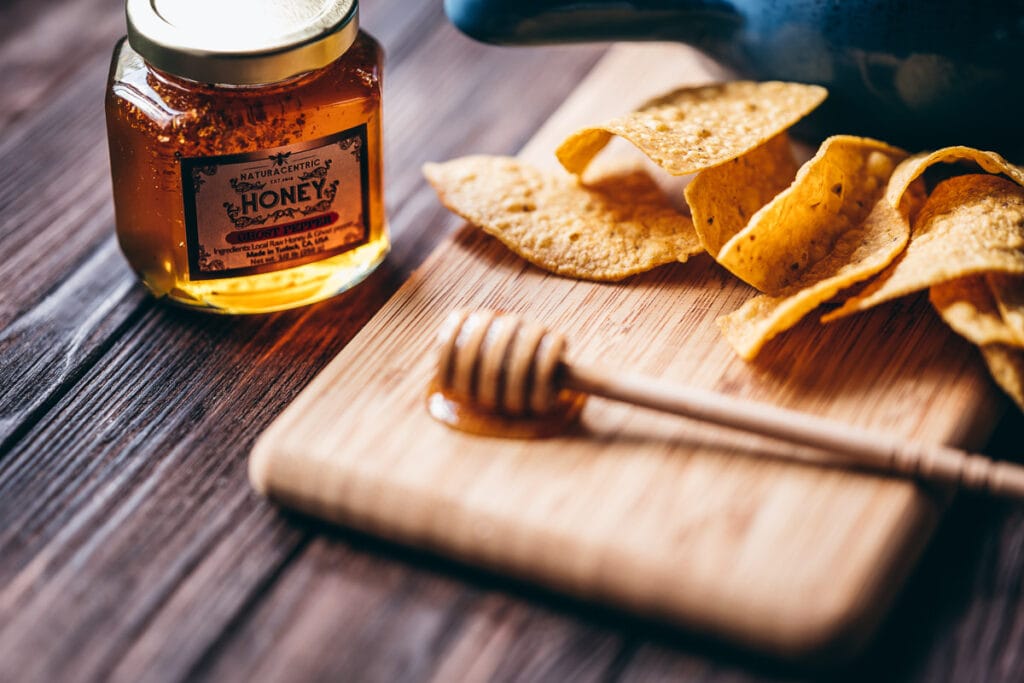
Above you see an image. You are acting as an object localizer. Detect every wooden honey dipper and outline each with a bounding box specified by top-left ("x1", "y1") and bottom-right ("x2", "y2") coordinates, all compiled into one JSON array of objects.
[{"x1": 436, "y1": 309, "x2": 1024, "y2": 500}]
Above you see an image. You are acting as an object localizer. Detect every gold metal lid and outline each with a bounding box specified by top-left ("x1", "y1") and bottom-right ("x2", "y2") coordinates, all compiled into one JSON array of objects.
[{"x1": 126, "y1": 0, "x2": 359, "y2": 85}]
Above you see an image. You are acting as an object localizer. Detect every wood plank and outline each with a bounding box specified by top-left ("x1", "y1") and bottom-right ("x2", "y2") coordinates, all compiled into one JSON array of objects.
[
  {"x1": 0, "y1": 6, "x2": 607, "y2": 680},
  {"x1": 0, "y1": 294, "x2": 405, "y2": 682},
  {"x1": 0, "y1": 0, "x2": 122, "y2": 129},
  {"x1": 0, "y1": 0, "x2": 590, "y2": 450},
  {"x1": 0, "y1": 238, "x2": 145, "y2": 449},
  {"x1": 191, "y1": 457, "x2": 1024, "y2": 683},
  {"x1": 249, "y1": 43, "x2": 1007, "y2": 661},
  {"x1": 3, "y1": 0, "x2": 1023, "y2": 679},
  {"x1": 841, "y1": 413, "x2": 1024, "y2": 682},
  {"x1": 0, "y1": 51, "x2": 121, "y2": 322},
  {"x1": 0, "y1": 29, "x2": 145, "y2": 446},
  {"x1": 191, "y1": 536, "x2": 626, "y2": 683},
  {"x1": 0, "y1": 0, "x2": 463, "y2": 449}
]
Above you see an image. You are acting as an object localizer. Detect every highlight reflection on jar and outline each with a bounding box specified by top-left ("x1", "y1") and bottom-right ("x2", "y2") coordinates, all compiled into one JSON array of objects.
[{"x1": 105, "y1": 0, "x2": 388, "y2": 313}]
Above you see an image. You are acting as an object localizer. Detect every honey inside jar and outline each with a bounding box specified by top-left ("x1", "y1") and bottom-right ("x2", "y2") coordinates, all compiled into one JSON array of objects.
[{"x1": 105, "y1": 0, "x2": 387, "y2": 313}]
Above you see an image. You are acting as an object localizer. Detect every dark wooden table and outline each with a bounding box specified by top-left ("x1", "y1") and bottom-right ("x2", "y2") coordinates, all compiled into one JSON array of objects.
[{"x1": 2, "y1": 1, "x2": 1024, "y2": 680}]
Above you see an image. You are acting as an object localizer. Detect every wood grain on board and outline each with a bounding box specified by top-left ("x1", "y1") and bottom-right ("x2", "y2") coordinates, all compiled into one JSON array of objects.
[
  {"x1": 3, "y1": 0, "x2": 1024, "y2": 679},
  {"x1": 251, "y1": 44, "x2": 1007, "y2": 660},
  {"x1": 0, "y1": 2, "x2": 604, "y2": 680}
]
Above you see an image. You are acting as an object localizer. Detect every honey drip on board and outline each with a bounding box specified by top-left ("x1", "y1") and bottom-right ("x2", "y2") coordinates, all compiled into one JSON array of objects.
[{"x1": 426, "y1": 381, "x2": 587, "y2": 439}]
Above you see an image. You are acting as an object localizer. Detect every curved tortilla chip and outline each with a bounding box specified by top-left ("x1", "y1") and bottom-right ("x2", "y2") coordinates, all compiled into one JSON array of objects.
[
  {"x1": 715, "y1": 136, "x2": 908, "y2": 294},
  {"x1": 931, "y1": 276, "x2": 1023, "y2": 347},
  {"x1": 884, "y1": 147, "x2": 1024, "y2": 212},
  {"x1": 825, "y1": 174, "x2": 1024, "y2": 321},
  {"x1": 686, "y1": 132, "x2": 799, "y2": 255},
  {"x1": 556, "y1": 81, "x2": 827, "y2": 177},
  {"x1": 704, "y1": 136, "x2": 916, "y2": 359},
  {"x1": 422, "y1": 156, "x2": 701, "y2": 281},
  {"x1": 717, "y1": 199, "x2": 913, "y2": 359},
  {"x1": 981, "y1": 345, "x2": 1024, "y2": 413}
]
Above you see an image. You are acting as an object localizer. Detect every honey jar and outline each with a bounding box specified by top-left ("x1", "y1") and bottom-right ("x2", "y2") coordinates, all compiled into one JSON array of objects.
[{"x1": 105, "y1": 0, "x2": 387, "y2": 313}]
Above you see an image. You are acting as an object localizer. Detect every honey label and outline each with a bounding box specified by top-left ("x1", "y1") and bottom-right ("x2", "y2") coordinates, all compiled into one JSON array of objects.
[{"x1": 180, "y1": 125, "x2": 370, "y2": 280}]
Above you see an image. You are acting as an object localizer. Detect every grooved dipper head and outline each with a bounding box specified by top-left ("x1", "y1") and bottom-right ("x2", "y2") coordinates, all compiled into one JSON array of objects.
[{"x1": 435, "y1": 309, "x2": 566, "y2": 416}]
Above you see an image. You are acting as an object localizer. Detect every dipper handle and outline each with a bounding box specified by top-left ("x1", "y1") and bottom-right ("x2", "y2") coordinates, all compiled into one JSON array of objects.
[
  {"x1": 562, "y1": 364, "x2": 1024, "y2": 500},
  {"x1": 436, "y1": 310, "x2": 1024, "y2": 500}
]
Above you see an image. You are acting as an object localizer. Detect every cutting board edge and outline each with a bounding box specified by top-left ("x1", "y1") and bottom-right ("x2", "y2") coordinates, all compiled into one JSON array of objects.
[
  {"x1": 250, "y1": 428, "x2": 946, "y2": 661},
  {"x1": 247, "y1": 214, "x2": 1005, "y2": 663},
  {"x1": 248, "y1": 40, "x2": 1011, "y2": 662}
]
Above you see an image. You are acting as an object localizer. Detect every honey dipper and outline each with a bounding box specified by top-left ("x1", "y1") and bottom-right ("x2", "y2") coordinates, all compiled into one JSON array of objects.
[{"x1": 435, "y1": 310, "x2": 1024, "y2": 500}]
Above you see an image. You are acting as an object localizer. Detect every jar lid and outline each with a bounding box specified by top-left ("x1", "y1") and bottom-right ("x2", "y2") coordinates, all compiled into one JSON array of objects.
[{"x1": 126, "y1": 0, "x2": 359, "y2": 85}]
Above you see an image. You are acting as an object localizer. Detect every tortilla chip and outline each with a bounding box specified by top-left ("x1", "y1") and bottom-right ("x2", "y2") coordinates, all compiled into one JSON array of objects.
[
  {"x1": 988, "y1": 274, "x2": 1024, "y2": 343},
  {"x1": 981, "y1": 345, "x2": 1024, "y2": 413},
  {"x1": 714, "y1": 136, "x2": 908, "y2": 294},
  {"x1": 718, "y1": 198, "x2": 913, "y2": 359},
  {"x1": 825, "y1": 174, "x2": 1024, "y2": 320},
  {"x1": 422, "y1": 156, "x2": 701, "y2": 281},
  {"x1": 931, "y1": 276, "x2": 1023, "y2": 347},
  {"x1": 686, "y1": 132, "x2": 799, "y2": 255},
  {"x1": 884, "y1": 147, "x2": 1024, "y2": 210},
  {"x1": 556, "y1": 81, "x2": 827, "y2": 177},
  {"x1": 704, "y1": 136, "x2": 913, "y2": 359}
]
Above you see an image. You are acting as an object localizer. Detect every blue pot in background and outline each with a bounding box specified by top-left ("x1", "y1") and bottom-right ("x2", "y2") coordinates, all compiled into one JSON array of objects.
[{"x1": 446, "y1": 0, "x2": 1024, "y2": 156}]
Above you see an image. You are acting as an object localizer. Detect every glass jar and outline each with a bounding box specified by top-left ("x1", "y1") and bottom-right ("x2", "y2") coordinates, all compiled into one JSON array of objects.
[{"x1": 105, "y1": 0, "x2": 387, "y2": 313}]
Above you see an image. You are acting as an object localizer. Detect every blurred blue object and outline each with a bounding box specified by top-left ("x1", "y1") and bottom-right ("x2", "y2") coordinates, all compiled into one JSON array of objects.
[{"x1": 446, "y1": 0, "x2": 1024, "y2": 154}]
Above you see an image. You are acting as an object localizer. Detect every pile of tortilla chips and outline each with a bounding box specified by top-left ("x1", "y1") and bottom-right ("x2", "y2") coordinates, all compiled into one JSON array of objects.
[{"x1": 423, "y1": 81, "x2": 1024, "y2": 412}]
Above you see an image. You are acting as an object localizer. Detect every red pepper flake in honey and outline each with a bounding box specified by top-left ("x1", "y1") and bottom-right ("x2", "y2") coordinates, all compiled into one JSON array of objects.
[{"x1": 106, "y1": 0, "x2": 387, "y2": 313}]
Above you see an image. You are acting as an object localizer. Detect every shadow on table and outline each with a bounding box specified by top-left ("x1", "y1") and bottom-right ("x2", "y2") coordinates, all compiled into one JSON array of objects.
[{"x1": 272, "y1": 405, "x2": 1021, "y2": 681}]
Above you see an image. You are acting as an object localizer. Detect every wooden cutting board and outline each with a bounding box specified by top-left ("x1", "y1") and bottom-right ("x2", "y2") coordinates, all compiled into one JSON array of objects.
[{"x1": 249, "y1": 44, "x2": 1004, "y2": 661}]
